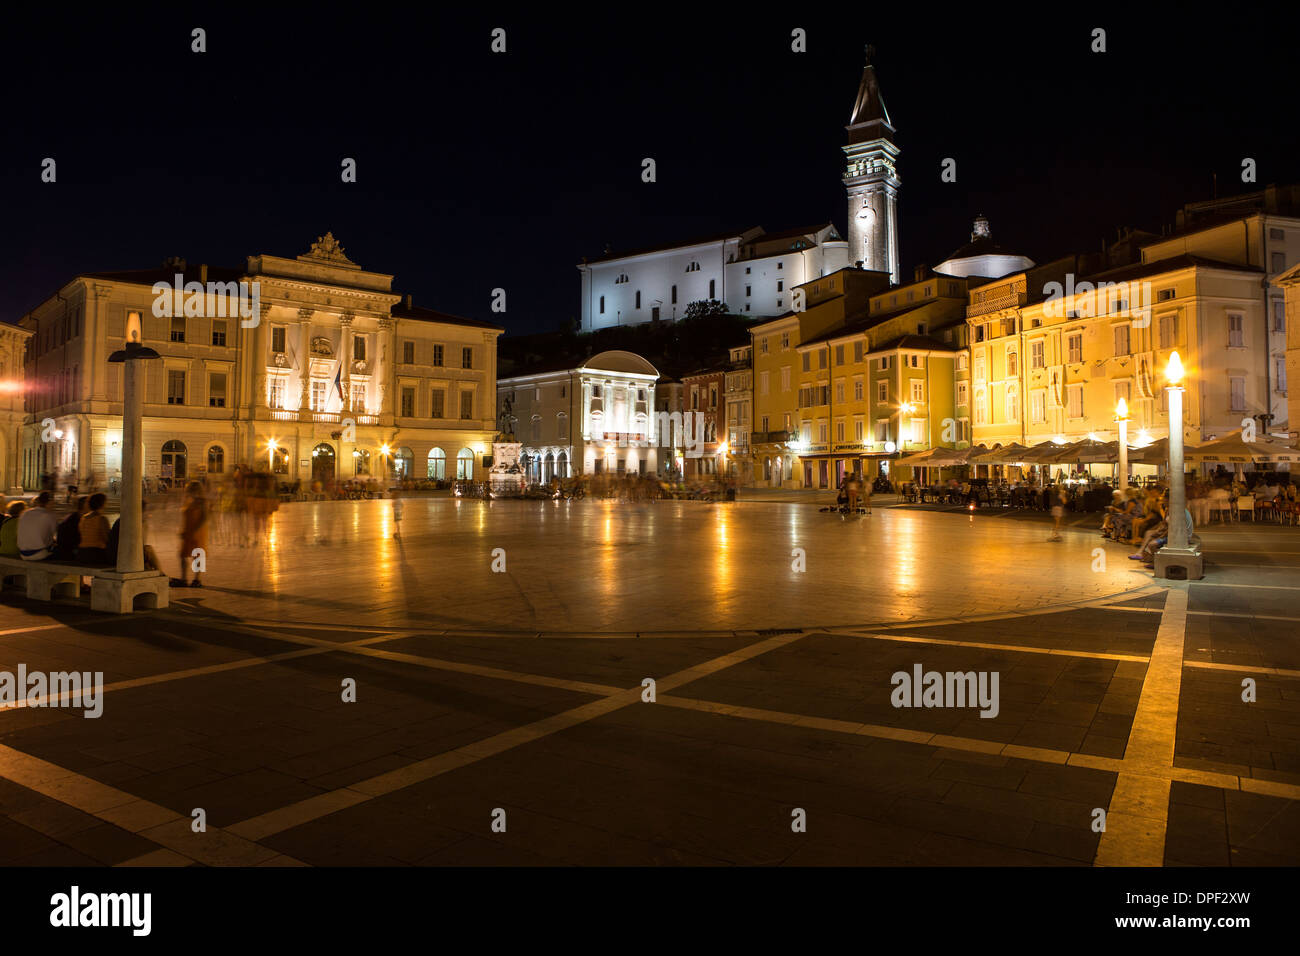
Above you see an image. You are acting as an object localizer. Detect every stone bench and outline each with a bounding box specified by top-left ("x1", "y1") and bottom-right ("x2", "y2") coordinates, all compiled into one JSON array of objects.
[{"x1": 0, "y1": 555, "x2": 168, "y2": 613}]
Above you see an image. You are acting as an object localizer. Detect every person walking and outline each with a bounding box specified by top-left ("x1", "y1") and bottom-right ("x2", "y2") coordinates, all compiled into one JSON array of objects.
[
  {"x1": 173, "y1": 481, "x2": 209, "y2": 587},
  {"x1": 391, "y1": 489, "x2": 404, "y2": 539},
  {"x1": 1048, "y1": 485, "x2": 1067, "y2": 541},
  {"x1": 846, "y1": 472, "x2": 861, "y2": 515}
]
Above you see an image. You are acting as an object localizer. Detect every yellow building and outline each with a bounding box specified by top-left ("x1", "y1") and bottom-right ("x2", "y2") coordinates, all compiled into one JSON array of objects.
[
  {"x1": 1274, "y1": 261, "x2": 1300, "y2": 435},
  {"x1": 969, "y1": 245, "x2": 1288, "y2": 472},
  {"x1": 749, "y1": 267, "x2": 889, "y2": 486}
]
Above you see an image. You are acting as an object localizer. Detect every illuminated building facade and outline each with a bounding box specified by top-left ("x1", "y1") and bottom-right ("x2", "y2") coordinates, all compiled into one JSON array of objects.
[{"x1": 18, "y1": 234, "x2": 502, "y2": 489}]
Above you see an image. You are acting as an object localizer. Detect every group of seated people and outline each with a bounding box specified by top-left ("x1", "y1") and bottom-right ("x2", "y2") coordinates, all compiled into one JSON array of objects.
[
  {"x1": 0, "y1": 492, "x2": 120, "y2": 565},
  {"x1": 1100, "y1": 486, "x2": 1192, "y2": 567}
]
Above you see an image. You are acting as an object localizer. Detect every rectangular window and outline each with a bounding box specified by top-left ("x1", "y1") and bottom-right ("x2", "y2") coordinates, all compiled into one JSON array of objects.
[
  {"x1": 1006, "y1": 389, "x2": 1019, "y2": 422},
  {"x1": 876, "y1": 381, "x2": 888, "y2": 403},
  {"x1": 1031, "y1": 391, "x2": 1045, "y2": 423},
  {"x1": 853, "y1": 341, "x2": 864, "y2": 362},
  {"x1": 167, "y1": 369, "x2": 185, "y2": 405},
  {"x1": 208, "y1": 372, "x2": 227, "y2": 407},
  {"x1": 430, "y1": 389, "x2": 444, "y2": 418},
  {"x1": 1275, "y1": 355, "x2": 1288, "y2": 393},
  {"x1": 1113, "y1": 324, "x2": 1130, "y2": 356},
  {"x1": 911, "y1": 381, "x2": 924, "y2": 403},
  {"x1": 855, "y1": 420, "x2": 864, "y2": 441},
  {"x1": 835, "y1": 382, "x2": 845, "y2": 403},
  {"x1": 879, "y1": 356, "x2": 891, "y2": 370},
  {"x1": 352, "y1": 383, "x2": 367, "y2": 413},
  {"x1": 1274, "y1": 300, "x2": 1287, "y2": 332},
  {"x1": 782, "y1": 333, "x2": 790, "y2": 350},
  {"x1": 1067, "y1": 333, "x2": 1083, "y2": 364},
  {"x1": 759, "y1": 371, "x2": 769, "y2": 395},
  {"x1": 1157, "y1": 288, "x2": 1175, "y2": 302},
  {"x1": 400, "y1": 386, "x2": 415, "y2": 417},
  {"x1": 1067, "y1": 385, "x2": 1083, "y2": 419},
  {"x1": 211, "y1": 321, "x2": 227, "y2": 347},
  {"x1": 353, "y1": 336, "x2": 366, "y2": 361},
  {"x1": 170, "y1": 317, "x2": 186, "y2": 343},
  {"x1": 272, "y1": 327, "x2": 286, "y2": 353},
  {"x1": 1031, "y1": 341, "x2": 1044, "y2": 369},
  {"x1": 269, "y1": 378, "x2": 284, "y2": 409},
  {"x1": 312, "y1": 379, "x2": 327, "y2": 411},
  {"x1": 1159, "y1": 313, "x2": 1178, "y2": 349},
  {"x1": 835, "y1": 344, "x2": 845, "y2": 366},
  {"x1": 801, "y1": 353, "x2": 811, "y2": 372},
  {"x1": 1007, "y1": 350, "x2": 1018, "y2": 376},
  {"x1": 671, "y1": 285, "x2": 677, "y2": 304},
  {"x1": 853, "y1": 378, "x2": 863, "y2": 400},
  {"x1": 433, "y1": 344, "x2": 444, "y2": 366},
  {"x1": 1228, "y1": 312, "x2": 1245, "y2": 347},
  {"x1": 956, "y1": 382, "x2": 968, "y2": 406},
  {"x1": 760, "y1": 337, "x2": 769, "y2": 355},
  {"x1": 836, "y1": 421, "x2": 845, "y2": 442},
  {"x1": 462, "y1": 347, "x2": 473, "y2": 369},
  {"x1": 1272, "y1": 251, "x2": 1286, "y2": 274},
  {"x1": 460, "y1": 390, "x2": 473, "y2": 419},
  {"x1": 1229, "y1": 377, "x2": 1246, "y2": 412},
  {"x1": 818, "y1": 351, "x2": 827, "y2": 370},
  {"x1": 403, "y1": 340, "x2": 415, "y2": 364},
  {"x1": 780, "y1": 367, "x2": 790, "y2": 391}
]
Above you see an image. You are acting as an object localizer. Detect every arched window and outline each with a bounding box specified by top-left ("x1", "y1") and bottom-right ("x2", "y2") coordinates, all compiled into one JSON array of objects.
[
  {"x1": 207, "y1": 445, "x2": 225, "y2": 474},
  {"x1": 427, "y1": 447, "x2": 446, "y2": 480},
  {"x1": 531, "y1": 415, "x2": 542, "y2": 442},
  {"x1": 557, "y1": 412, "x2": 568, "y2": 440},
  {"x1": 456, "y1": 448, "x2": 474, "y2": 480},
  {"x1": 394, "y1": 447, "x2": 414, "y2": 478},
  {"x1": 161, "y1": 440, "x2": 187, "y2": 481}
]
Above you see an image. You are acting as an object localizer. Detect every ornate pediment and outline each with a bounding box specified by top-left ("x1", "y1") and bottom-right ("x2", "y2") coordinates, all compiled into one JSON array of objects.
[
  {"x1": 303, "y1": 232, "x2": 356, "y2": 265},
  {"x1": 310, "y1": 336, "x2": 335, "y2": 357}
]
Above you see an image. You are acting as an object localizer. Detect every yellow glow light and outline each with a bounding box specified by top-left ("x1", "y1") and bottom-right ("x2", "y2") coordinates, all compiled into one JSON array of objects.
[
  {"x1": 1166, "y1": 351, "x2": 1184, "y2": 385},
  {"x1": 379, "y1": 444, "x2": 391, "y2": 456},
  {"x1": 267, "y1": 438, "x2": 278, "y2": 451},
  {"x1": 1115, "y1": 397, "x2": 1128, "y2": 421}
]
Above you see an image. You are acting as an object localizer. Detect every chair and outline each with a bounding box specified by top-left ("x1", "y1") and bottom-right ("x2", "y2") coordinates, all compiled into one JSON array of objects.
[
  {"x1": 1207, "y1": 490, "x2": 1232, "y2": 524},
  {"x1": 1236, "y1": 495, "x2": 1255, "y2": 521}
]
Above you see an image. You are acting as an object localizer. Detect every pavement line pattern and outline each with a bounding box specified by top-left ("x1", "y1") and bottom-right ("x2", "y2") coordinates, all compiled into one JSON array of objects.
[
  {"x1": 0, "y1": 742, "x2": 301, "y2": 867},
  {"x1": 0, "y1": 633, "x2": 406, "y2": 714},
  {"x1": 1093, "y1": 587, "x2": 1189, "y2": 867},
  {"x1": 0, "y1": 622, "x2": 85, "y2": 639},
  {"x1": 224, "y1": 630, "x2": 810, "y2": 843},
  {"x1": 657, "y1": 694, "x2": 1124, "y2": 769},
  {"x1": 1184, "y1": 660, "x2": 1300, "y2": 679},
  {"x1": 830, "y1": 630, "x2": 1150, "y2": 663}
]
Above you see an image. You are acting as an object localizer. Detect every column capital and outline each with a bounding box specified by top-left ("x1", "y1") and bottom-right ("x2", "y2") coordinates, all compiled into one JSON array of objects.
[
  {"x1": 339, "y1": 312, "x2": 355, "y2": 327},
  {"x1": 297, "y1": 308, "x2": 314, "y2": 322}
]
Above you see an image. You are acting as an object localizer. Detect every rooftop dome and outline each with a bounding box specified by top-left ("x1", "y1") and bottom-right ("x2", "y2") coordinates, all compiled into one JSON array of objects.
[
  {"x1": 934, "y1": 216, "x2": 1035, "y2": 280},
  {"x1": 582, "y1": 350, "x2": 660, "y2": 377}
]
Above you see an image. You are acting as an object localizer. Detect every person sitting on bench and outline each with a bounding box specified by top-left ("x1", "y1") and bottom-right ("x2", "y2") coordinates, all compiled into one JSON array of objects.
[
  {"x1": 17, "y1": 491, "x2": 59, "y2": 561},
  {"x1": 75, "y1": 494, "x2": 112, "y2": 565}
]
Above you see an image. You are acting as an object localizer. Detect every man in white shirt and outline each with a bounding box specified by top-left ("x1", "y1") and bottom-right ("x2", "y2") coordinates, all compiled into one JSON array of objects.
[{"x1": 18, "y1": 492, "x2": 59, "y2": 561}]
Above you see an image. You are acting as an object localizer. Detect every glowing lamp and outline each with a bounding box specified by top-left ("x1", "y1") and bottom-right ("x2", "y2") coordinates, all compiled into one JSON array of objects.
[
  {"x1": 1115, "y1": 397, "x2": 1129, "y2": 421},
  {"x1": 1165, "y1": 351, "x2": 1184, "y2": 386},
  {"x1": 379, "y1": 444, "x2": 391, "y2": 456},
  {"x1": 125, "y1": 311, "x2": 142, "y2": 345}
]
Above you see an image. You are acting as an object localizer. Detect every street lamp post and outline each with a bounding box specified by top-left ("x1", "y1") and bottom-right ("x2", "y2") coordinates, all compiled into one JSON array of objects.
[
  {"x1": 1154, "y1": 351, "x2": 1203, "y2": 580},
  {"x1": 108, "y1": 313, "x2": 159, "y2": 574},
  {"x1": 1115, "y1": 397, "x2": 1130, "y2": 491}
]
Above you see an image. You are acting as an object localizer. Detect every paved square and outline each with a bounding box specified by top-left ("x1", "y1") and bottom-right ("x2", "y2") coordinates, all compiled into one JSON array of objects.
[{"x1": 1, "y1": 496, "x2": 1296, "y2": 866}]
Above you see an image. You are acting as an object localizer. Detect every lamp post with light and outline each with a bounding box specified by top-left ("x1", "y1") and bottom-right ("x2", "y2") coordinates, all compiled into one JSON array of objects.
[
  {"x1": 107, "y1": 312, "x2": 159, "y2": 574},
  {"x1": 1114, "y1": 397, "x2": 1130, "y2": 491},
  {"x1": 1154, "y1": 351, "x2": 1203, "y2": 580}
]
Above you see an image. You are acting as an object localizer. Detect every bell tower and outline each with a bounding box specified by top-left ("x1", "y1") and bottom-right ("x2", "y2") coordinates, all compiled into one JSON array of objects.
[{"x1": 843, "y1": 45, "x2": 900, "y2": 285}]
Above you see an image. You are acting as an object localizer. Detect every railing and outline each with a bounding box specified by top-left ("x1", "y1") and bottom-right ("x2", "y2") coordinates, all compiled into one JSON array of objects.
[
  {"x1": 966, "y1": 291, "x2": 1026, "y2": 319},
  {"x1": 751, "y1": 430, "x2": 793, "y2": 444}
]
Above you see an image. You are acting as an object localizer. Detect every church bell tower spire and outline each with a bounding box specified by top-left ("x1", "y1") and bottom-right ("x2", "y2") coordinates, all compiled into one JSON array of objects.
[{"x1": 843, "y1": 45, "x2": 901, "y2": 285}]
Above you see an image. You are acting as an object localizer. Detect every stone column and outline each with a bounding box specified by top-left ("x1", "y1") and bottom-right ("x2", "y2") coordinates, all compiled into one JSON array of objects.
[
  {"x1": 298, "y1": 309, "x2": 313, "y2": 411},
  {"x1": 377, "y1": 318, "x2": 394, "y2": 418},
  {"x1": 252, "y1": 303, "x2": 271, "y2": 414},
  {"x1": 340, "y1": 313, "x2": 354, "y2": 412}
]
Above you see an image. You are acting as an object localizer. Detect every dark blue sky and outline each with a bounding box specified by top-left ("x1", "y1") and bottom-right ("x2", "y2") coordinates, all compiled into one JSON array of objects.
[{"x1": 4, "y1": 7, "x2": 1296, "y2": 336}]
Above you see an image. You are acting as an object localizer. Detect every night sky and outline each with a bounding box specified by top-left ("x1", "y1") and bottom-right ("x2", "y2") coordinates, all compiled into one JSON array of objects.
[{"x1": 4, "y1": 8, "x2": 1296, "y2": 336}]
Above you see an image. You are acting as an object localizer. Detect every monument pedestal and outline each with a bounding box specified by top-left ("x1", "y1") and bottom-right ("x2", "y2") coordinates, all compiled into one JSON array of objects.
[
  {"x1": 1154, "y1": 546, "x2": 1203, "y2": 581},
  {"x1": 489, "y1": 441, "x2": 526, "y2": 497}
]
